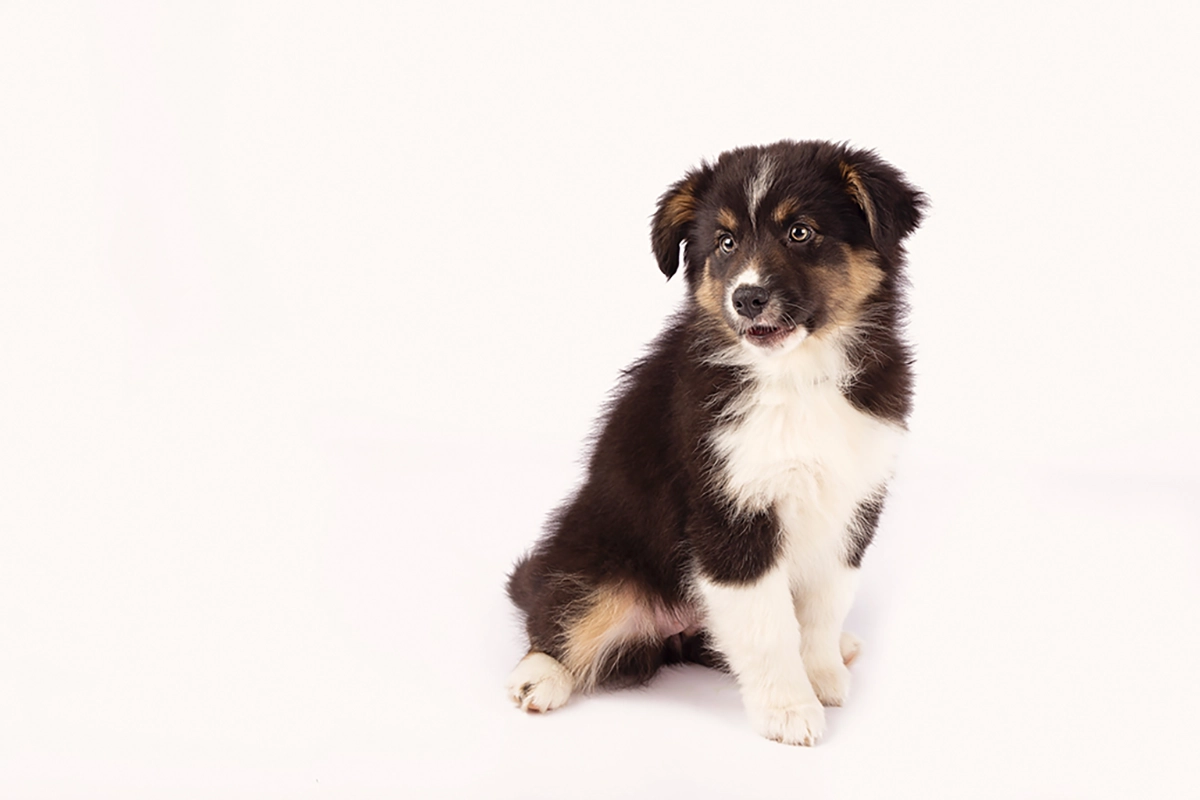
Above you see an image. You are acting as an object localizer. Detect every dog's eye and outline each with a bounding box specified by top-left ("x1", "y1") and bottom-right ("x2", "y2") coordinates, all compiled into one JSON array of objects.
[
  {"x1": 788, "y1": 223, "x2": 814, "y2": 243},
  {"x1": 718, "y1": 233, "x2": 736, "y2": 253}
]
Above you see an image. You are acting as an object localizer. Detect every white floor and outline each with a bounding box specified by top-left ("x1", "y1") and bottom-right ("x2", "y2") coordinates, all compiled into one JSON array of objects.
[
  {"x1": 4, "y1": 3, "x2": 1199, "y2": 795},
  {"x1": 5, "y1": 431, "x2": 1195, "y2": 799}
]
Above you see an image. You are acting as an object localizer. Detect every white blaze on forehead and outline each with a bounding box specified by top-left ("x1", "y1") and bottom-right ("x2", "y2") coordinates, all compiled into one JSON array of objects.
[{"x1": 746, "y1": 154, "x2": 777, "y2": 226}]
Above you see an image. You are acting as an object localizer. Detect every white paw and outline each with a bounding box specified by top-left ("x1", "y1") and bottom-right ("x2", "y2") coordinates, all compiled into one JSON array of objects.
[
  {"x1": 750, "y1": 700, "x2": 827, "y2": 746},
  {"x1": 506, "y1": 652, "x2": 574, "y2": 713},
  {"x1": 839, "y1": 631, "x2": 863, "y2": 666},
  {"x1": 806, "y1": 661, "x2": 851, "y2": 707}
]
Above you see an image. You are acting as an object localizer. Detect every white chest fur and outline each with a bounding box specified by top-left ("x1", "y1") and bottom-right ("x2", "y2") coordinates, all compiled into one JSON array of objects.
[{"x1": 710, "y1": 336, "x2": 904, "y2": 573}]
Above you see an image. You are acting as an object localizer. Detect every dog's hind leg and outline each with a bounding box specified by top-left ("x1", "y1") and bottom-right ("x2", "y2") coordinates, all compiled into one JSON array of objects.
[
  {"x1": 506, "y1": 581, "x2": 659, "y2": 712},
  {"x1": 839, "y1": 631, "x2": 863, "y2": 666},
  {"x1": 507, "y1": 651, "x2": 575, "y2": 713}
]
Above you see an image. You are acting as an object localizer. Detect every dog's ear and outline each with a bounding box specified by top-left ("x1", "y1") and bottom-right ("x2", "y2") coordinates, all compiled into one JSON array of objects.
[
  {"x1": 651, "y1": 165, "x2": 713, "y2": 279},
  {"x1": 839, "y1": 150, "x2": 927, "y2": 256}
]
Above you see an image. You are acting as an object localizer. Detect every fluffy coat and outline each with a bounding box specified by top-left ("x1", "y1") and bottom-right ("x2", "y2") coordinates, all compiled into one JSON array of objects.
[{"x1": 506, "y1": 140, "x2": 925, "y2": 745}]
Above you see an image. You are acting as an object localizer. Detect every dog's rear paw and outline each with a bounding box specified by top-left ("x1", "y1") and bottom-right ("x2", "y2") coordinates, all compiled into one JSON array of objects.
[
  {"x1": 750, "y1": 700, "x2": 826, "y2": 746},
  {"x1": 807, "y1": 661, "x2": 851, "y2": 707},
  {"x1": 506, "y1": 652, "x2": 574, "y2": 713},
  {"x1": 839, "y1": 631, "x2": 862, "y2": 666}
]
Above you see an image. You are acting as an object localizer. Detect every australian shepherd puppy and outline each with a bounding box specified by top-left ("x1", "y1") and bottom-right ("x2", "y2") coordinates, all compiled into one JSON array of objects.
[{"x1": 506, "y1": 140, "x2": 925, "y2": 745}]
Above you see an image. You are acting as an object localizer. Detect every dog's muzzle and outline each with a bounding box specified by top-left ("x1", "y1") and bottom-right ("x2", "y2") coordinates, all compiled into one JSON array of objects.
[{"x1": 728, "y1": 285, "x2": 798, "y2": 348}]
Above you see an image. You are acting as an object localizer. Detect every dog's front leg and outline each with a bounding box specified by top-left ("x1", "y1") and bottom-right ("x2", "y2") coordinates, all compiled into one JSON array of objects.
[
  {"x1": 698, "y1": 565, "x2": 825, "y2": 746},
  {"x1": 794, "y1": 563, "x2": 859, "y2": 707}
]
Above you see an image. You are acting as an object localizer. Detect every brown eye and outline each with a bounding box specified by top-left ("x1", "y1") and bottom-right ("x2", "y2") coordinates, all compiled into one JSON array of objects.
[
  {"x1": 788, "y1": 223, "x2": 813, "y2": 243},
  {"x1": 718, "y1": 233, "x2": 736, "y2": 253}
]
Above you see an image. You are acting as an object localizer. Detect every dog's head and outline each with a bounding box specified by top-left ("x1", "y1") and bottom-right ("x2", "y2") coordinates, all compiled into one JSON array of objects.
[{"x1": 652, "y1": 141, "x2": 925, "y2": 353}]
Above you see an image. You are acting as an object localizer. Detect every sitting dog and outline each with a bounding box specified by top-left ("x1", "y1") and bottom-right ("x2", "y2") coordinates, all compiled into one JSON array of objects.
[{"x1": 506, "y1": 140, "x2": 925, "y2": 745}]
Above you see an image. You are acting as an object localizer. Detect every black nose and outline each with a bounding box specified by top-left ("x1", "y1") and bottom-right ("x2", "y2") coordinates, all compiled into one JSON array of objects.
[{"x1": 732, "y1": 286, "x2": 770, "y2": 320}]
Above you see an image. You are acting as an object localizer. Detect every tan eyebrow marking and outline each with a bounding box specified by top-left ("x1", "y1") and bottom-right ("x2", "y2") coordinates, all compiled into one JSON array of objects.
[
  {"x1": 772, "y1": 197, "x2": 801, "y2": 224},
  {"x1": 716, "y1": 207, "x2": 739, "y2": 231}
]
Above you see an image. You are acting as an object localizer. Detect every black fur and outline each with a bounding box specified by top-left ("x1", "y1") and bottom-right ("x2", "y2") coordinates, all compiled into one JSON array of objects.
[
  {"x1": 508, "y1": 140, "x2": 925, "y2": 689},
  {"x1": 847, "y1": 494, "x2": 887, "y2": 569}
]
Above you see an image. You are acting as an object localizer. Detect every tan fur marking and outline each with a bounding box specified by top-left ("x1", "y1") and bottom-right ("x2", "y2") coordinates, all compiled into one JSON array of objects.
[
  {"x1": 812, "y1": 245, "x2": 886, "y2": 327},
  {"x1": 772, "y1": 197, "x2": 801, "y2": 225},
  {"x1": 697, "y1": 262, "x2": 726, "y2": 318},
  {"x1": 662, "y1": 177, "x2": 699, "y2": 230},
  {"x1": 716, "y1": 207, "x2": 739, "y2": 232},
  {"x1": 841, "y1": 163, "x2": 878, "y2": 242},
  {"x1": 695, "y1": 260, "x2": 740, "y2": 344},
  {"x1": 561, "y1": 584, "x2": 656, "y2": 689}
]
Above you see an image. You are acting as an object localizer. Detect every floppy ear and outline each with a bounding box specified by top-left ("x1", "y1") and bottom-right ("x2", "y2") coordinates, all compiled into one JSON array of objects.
[
  {"x1": 650, "y1": 165, "x2": 713, "y2": 278},
  {"x1": 840, "y1": 149, "x2": 927, "y2": 256}
]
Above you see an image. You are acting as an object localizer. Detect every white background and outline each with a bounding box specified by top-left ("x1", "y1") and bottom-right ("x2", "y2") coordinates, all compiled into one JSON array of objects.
[{"x1": 2, "y1": 1, "x2": 1198, "y2": 797}]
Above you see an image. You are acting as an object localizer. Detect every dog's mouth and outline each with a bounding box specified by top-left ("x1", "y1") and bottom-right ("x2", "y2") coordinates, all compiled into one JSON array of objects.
[{"x1": 743, "y1": 323, "x2": 796, "y2": 348}]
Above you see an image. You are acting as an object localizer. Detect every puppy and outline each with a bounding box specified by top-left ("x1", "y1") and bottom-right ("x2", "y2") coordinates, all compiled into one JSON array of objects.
[{"x1": 506, "y1": 140, "x2": 925, "y2": 745}]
